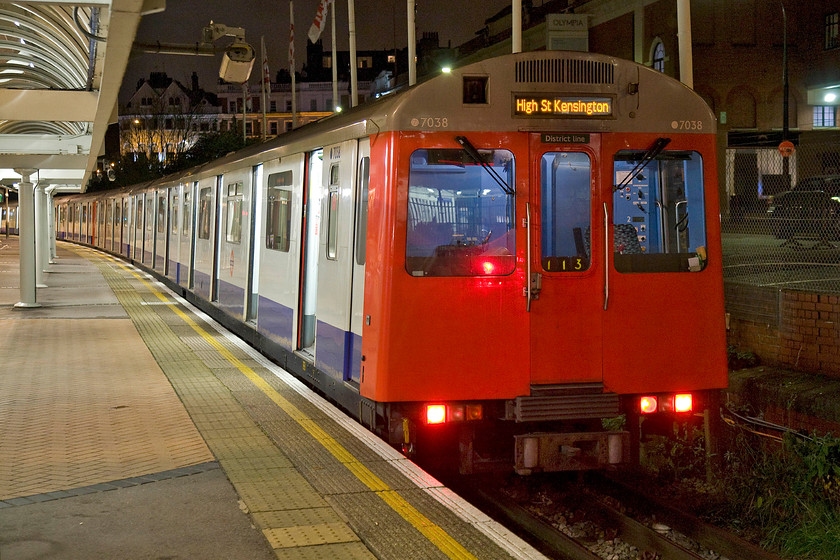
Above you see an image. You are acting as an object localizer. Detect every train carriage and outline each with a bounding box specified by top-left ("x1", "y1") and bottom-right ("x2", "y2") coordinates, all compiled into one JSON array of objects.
[{"x1": 54, "y1": 50, "x2": 728, "y2": 474}]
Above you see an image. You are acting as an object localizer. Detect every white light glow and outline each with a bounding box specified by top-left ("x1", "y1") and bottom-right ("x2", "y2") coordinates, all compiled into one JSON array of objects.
[{"x1": 825, "y1": 93, "x2": 837, "y2": 103}]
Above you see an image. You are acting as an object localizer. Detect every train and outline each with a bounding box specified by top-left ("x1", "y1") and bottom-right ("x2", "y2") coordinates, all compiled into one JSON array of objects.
[{"x1": 35, "y1": 50, "x2": 728, "y2": 474}]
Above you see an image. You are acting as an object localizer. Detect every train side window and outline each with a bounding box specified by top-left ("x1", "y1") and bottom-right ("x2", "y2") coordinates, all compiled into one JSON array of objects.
[
  {"x1": 406, "y1": 148, "x2": 515, "y2": 277},
  {"x1": 326, "y1": 164, "x2": 340, "y2": 261},
  {"x1": 226, "y1": 181, "x2": 243, "y2": 244},
  {"x1": 540, "y1": 152, "x2": 592, "y2": 272},
  {"x1": 198, "y1": 187, "x2": 211, "y2": 240},
  {"x1": 158, "y1": 195, "x2": 167, "y2": 233},
  {"x1": 171, "y1": 194, "x2": 179, "y2": 235},
  {"x1": 146, "y1": 197, "x2": 154, "y2": 232},
  {"x1": 182, "y1": 187, "x2": 192, "y2": 236},
  {"x1": 136, "y1": 199, "x2": 143, "y2": 230},
  {"x1": 355, "y1": 157, "x2": 370, "y2": 265},
  {"x1": 266, "y1": 171, "x2": 293, "y2": 252},
  {"x1": 613, "y1": 150, "x2": 707, "y2": 273}
]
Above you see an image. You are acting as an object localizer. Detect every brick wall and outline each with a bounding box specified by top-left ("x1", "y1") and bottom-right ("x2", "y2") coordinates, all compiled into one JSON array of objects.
[{"x1": 727, "y1": 285, "x2": 840, "y2": 377}]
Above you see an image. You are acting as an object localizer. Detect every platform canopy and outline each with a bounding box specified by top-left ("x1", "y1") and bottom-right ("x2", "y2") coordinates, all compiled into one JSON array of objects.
[{"x1": 0, "y1": 0, "x2": 163, "y2": 192}]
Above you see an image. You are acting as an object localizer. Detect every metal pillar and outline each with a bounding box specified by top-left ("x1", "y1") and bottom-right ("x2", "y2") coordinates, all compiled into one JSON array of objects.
[
  {"x1": 512, "y1": 0, "x2": 522, "y2": 53},
  {"x1": 35, "y1": 183, "x2": 49, "y2": 285},
  {"x1": 13, "y1": 168, "x2": 40, "y2": 308},
  {"x1": 348, "y1": 0, "x2": 358, "y2": 107},
  {"x1": 48, "y1": 192, "x2": 57, "y2": 262},
  {"x1": 407, "y1": 0, "x2": 416, "y2": 86},
  {"x1": 676, "y1": 0, "x2": 694, "y2": 88}
]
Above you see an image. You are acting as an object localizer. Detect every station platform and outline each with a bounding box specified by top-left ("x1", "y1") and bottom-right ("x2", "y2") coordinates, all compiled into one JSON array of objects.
[{"x1": 0, "y1": 237, "x2": 544, "y2": 560}]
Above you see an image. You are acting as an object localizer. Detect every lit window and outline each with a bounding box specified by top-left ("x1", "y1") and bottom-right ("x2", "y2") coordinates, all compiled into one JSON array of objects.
[
  {"x1": 406, "y1": 148, "x2": 515, "y2": 277},
  {"x1": 652, "y1": 41, "x2": 665, "y2": 72},
  {"x1": 814, "y1": 106, "x2": 836, "y2": 128},
  {"x1": 826, "y1": 12, "x2": 839, "y2": 50}
]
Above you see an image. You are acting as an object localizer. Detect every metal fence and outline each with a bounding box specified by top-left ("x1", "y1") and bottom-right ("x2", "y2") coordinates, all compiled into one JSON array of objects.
[{"x1": 721, "y1": 134, "x2": 840, "y2": 295}]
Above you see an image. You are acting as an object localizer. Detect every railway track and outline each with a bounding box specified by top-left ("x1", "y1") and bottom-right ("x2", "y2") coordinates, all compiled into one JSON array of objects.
[{"x1": 450, "y1": 473, "x2": 782, "y2": 560}]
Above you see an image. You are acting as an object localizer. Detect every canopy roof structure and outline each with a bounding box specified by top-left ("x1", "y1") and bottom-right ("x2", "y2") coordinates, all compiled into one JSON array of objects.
[{"x1": 0, "y1": 0, "x2": 163, "y2": 192}]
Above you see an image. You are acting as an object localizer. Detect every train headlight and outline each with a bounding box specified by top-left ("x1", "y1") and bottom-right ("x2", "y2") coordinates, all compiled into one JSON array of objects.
[
  {"x1": 639, "y1": 396, "x2": 658, "y2": 414},
  {"x1": 426, "y1": 405, "x2": 446, "y2": 424},
  {"x1": 674, "y1": 394, "x2": 693, "y2": 412}
]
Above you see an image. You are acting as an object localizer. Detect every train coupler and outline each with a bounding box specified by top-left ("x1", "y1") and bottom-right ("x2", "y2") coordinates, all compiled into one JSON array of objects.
[{"x1": 513, "y1": 431, "x2": 630, "y2": 475}]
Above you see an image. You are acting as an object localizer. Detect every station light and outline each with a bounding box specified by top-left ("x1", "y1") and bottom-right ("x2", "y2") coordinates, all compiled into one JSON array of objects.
[
  {"x1": 441, "y1": 66, "x2": 452, "y2": 74},
  {"x1": 639, "y1": 396, "x2": 658, "y2": 414}
]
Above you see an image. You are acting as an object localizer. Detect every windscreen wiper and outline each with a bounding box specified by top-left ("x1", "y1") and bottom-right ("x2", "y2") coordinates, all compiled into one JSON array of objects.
[
  {"x1": 455, "y1": 135, "x2": 515, "y2": 196},
  {"x1": 612, "y1": 137, "x2": 671, "y2": 192}
]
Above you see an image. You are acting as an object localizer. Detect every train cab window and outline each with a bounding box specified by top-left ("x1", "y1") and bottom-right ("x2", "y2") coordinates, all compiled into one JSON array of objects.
[
  {"x1": 613, "y1": 149, "x2": 707, "y2": 273},
  {"x1": 198, "y1": 187, "x2": 212, "y2": 240},
  {"x1": 406, "y1": 148, "x2": 515, "y2": 277},
  {"x1": 540, "y1": 152, "x2": 592, "y2": 272},
  {"x1": 266, "y1": 171, "x2": 293, "y2": 252},
  {"x1": 225, "y1": 181, "x2": 244, "y2": 244}
]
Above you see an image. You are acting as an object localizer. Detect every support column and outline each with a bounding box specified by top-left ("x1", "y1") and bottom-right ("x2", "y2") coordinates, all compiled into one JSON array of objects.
[
  {"x1": 35, "y1": 183, "x2": 49, "y2": 285},
  {"x1": 14, "y1": 168, "x2": 40, "y2": 308},
  {"x1": 676, "y1": 0, "x2": 694, "y2": 88},
  {"x1": 47, "y1": 191, "x2": 57, "y2": 262}
]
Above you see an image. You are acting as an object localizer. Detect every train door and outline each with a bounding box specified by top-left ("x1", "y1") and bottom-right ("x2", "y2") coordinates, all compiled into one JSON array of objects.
[
  {"x1": 348, "y1": 139, "x2": 370, "y2": 384},
  {"x1": 218, "y1": 170, "x2": 250, "y2": 318},
  {"x1": 297, "y1": 148, "x2": 324, "y2": 355},
  {"x1": 602, "y1": 138, "x2": 721, "y2": 392},
  {"x1": 245, "y1": 165, "x2": 262, "y2": 324},
  {"x1": 193, "y1": 176, "x2": 220, "y2": 301},
  {"x1": 528, "y1": 134, "x2": 603, "y2": 385},
  {"x1": 167, "y1": 186, "x2": 179, "y2": 281},
  {"x1": 144, "y1": 192, "x2": 155, "y2": 264},
  {"x1": 81, "y1": 203, "x2": 88, "y2": 243},
  {"x1": 133, "y1": 195, "x2": 143, "y2": 261},
  {"x1": 313, "y1": 139, "x2": 359, "y2": 381},
  {"x1": 155, "y1": 191, "x2": 167, "y2": 272},
  {"x1": 104, "y1": 201, "x2": 112, "y2": 250},
  {"x1": 96, "y1": 201, "x2": 103, "y2": 247},
  {"x1": 258, "y1": 155, "x2": 305, "y2": 350},
  {"x1": 180, "y1": 182, "x2": 195, "y2": 289}
]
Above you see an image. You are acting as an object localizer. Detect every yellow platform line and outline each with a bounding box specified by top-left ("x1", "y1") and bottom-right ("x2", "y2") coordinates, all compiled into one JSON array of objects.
[{"x1": 109, "y1": 258, "x2": 478, "y2": 560}]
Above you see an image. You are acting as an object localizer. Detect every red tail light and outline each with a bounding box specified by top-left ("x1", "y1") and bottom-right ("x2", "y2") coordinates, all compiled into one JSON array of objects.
[
  {"x1": 640, "y1": 396, "x2": 658, "y2": 414},
  {"x1": 426, "y1": 405, "x2": 446, "y2": 424},
  {"x1": 674, "y1": 394, "x2": 693, "y2": 412}
]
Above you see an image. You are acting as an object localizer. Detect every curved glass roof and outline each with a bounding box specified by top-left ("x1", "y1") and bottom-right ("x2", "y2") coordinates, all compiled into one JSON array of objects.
[{"x1": 0, "y1": 0, "x2": 150, "y2": 191}]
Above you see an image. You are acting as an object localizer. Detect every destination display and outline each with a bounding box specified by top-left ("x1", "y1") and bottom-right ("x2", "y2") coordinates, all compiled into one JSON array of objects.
[{"x1": 513, "y1": 94, "x2": 613, "y2": 118}]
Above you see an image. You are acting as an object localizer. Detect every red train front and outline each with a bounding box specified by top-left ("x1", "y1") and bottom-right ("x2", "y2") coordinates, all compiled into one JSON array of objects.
[{"x1": 359, "y1": 52, "x2": 728, "y2": 473}]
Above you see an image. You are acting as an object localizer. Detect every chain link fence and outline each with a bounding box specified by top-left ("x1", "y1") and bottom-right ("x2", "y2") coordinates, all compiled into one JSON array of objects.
[{"x1": 721, "y1": 133, "x2": 840, "y2": 295}]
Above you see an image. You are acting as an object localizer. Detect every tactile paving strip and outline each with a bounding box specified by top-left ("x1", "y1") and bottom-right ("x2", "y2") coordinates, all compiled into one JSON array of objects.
[{"x1": 89, "y1": 252, "x2": 374, "y2": 559}]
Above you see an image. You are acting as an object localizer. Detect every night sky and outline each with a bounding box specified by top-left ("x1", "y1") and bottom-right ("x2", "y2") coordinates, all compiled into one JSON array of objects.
[{"x1": 122, "y1": 0, "x2": 514, "y2": 100}]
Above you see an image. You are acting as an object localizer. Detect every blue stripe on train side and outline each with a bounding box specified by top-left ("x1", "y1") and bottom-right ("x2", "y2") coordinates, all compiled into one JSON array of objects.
[
  {"x1": 217, "y1": 278, "x2": 245, "y2": 319},
  {"x1": 193, "y1": 269, "x2": 212, "y2": 301},
  {"x1": 256, "y1": 296, "x2": 294, "y2": 350},
  {"x1": 315, "y1": 320, "x2": 363, "y2": 384},
  {"x1": 315, "y1": 319, "x2": 346, "y2": 381}
]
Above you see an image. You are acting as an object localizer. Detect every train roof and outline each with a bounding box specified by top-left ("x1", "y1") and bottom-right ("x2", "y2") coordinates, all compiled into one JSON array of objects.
[{"x1": 69, "y1": 51, "x2": 715, "y2": 197}]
